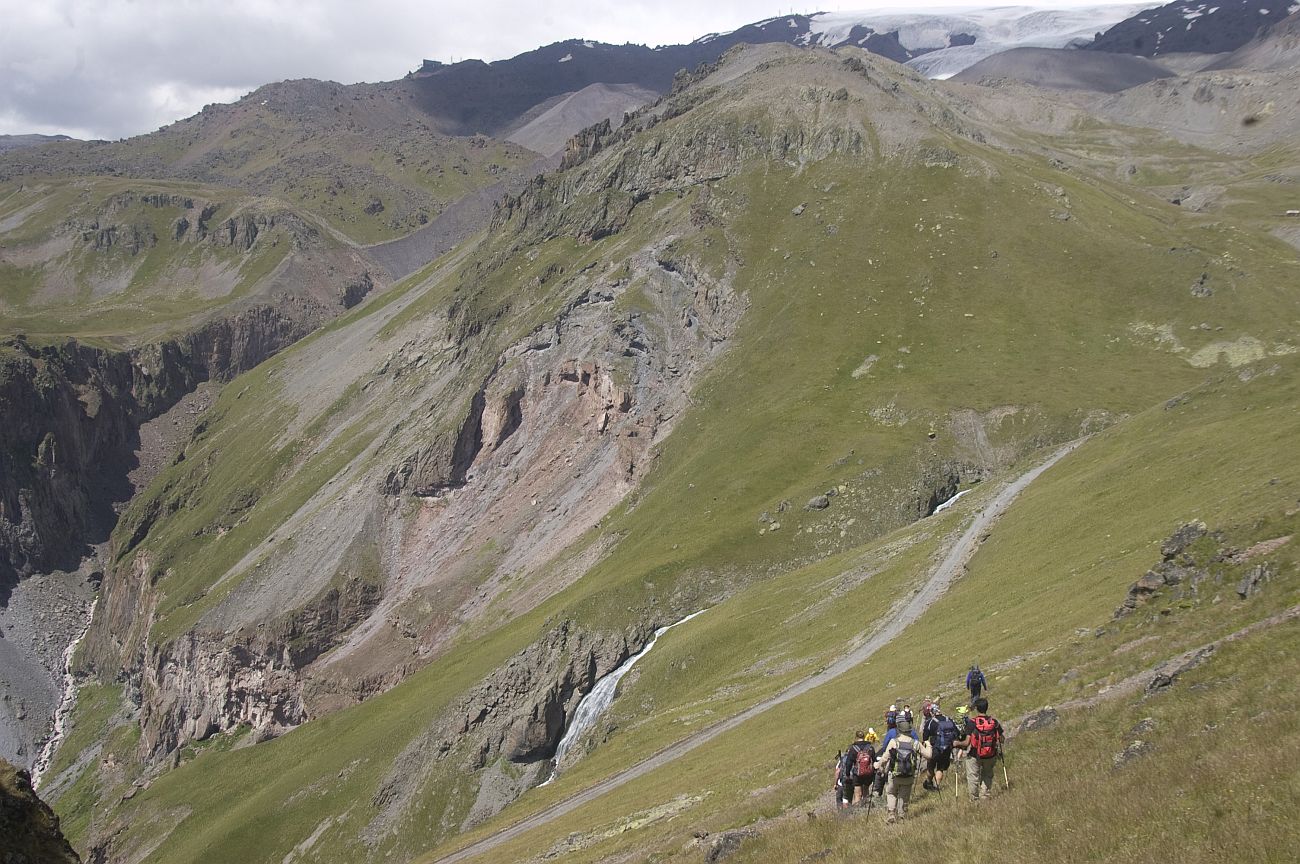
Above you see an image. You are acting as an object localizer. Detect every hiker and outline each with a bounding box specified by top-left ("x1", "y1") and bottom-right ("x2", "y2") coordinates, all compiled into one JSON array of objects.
[
  {"x1": 956, "y1": 697, "x2": 1004, "y2": 802},
  {"x1": 966, "y1": 664, "x2": 988, "y2": 702},
  {"x1": 874, "y1": 718, "x2": 933, "y2": 823},
  {"x1": 836, "y1": 730, "x2": 877, "y2": 808},
  {"x1": 923, "y1": 706, "x2": 959, "y2": 792},
  {"x1": 879, "y1": 706, "x2": 901, "y2": 753}
]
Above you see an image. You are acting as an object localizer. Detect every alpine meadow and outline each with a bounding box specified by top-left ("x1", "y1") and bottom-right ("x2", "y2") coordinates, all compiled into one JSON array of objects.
[{"x1": 2, "y1": 3, "x2": 1299, "y2": 863}]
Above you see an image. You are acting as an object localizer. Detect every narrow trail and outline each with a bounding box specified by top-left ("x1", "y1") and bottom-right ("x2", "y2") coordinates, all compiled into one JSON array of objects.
[{"x1": 431, "y1": 440, "x2": 1084, "y2": 863}]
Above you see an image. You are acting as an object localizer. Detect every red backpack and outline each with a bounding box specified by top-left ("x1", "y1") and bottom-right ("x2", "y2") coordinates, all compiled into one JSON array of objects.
[
  {"x1": 972, "y1": 716, "x2": 1000, "y2": 759},
  {"x1": 855, "y1": 745, "x2": 875, "y2": 778}
]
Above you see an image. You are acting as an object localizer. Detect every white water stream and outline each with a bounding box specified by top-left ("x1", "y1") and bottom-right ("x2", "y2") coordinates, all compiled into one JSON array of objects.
[
  {"x1": 32, "y1": 597, "x2": 97, "y2": 789},
  {"x1": 933, "y1": 488, "x2": 972, "y2": 514},
  {"x1": 543, "y1": 609, "x2": 707, "y2": 783}
]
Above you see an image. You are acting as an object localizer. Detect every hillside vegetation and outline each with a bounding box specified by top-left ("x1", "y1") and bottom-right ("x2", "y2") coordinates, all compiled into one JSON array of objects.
[
  {"x1": 0, "y1": 80, "x2": 536, "y2": 246},
  {"x1": 27, "y1": 44, "x2": 1299, "y2": 864}
]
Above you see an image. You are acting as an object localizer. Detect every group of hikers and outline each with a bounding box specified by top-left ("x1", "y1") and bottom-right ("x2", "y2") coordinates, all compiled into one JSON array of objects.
[{"x1": 834, "y1": 664, "x2": 1004, "y2": 823}]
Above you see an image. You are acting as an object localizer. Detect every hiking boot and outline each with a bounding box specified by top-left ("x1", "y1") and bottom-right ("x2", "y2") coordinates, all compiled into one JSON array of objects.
[{"x1": 886, "y1": 813, "x2": 896, "y2": 825}]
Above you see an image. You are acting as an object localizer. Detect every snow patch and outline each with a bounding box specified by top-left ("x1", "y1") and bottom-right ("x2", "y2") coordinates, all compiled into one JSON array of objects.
[
  {"x1": 558, "y1": 53, "x2": 572, "y2": 63},
  {"x1": 789, "y1": 5, "x2": 1150, "y2": 79}
]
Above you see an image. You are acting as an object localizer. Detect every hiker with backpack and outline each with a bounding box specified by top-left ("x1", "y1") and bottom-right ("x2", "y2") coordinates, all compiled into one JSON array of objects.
[
  {"x1": 836, "y1": 730, "x2": 878, "y2": 808},
  {"x1": 956, "y1": 697, "x2": 1004, "y2": 802},
  {"x1": 966, "y1": 664, "x2": 988, "y2": 702},
  {"x1": 874, "y1": 718, "x2": 933, "y2": 823},
  {"x1": 922, "y1": 706, "x2": 959, "y2": 792}
]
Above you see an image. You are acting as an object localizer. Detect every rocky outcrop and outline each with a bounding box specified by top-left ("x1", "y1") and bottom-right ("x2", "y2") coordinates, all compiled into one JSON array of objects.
[
  {"x1": 0, "y1": 758, "x2": 80, "y2": 864},
  {"x1": 1116, "y1": 521, "x2": 1211, "y2": 617},
  {"x1": 0, "y1": 341, "x2": 154, "y2": 596},
  {"x1": 139, "y1": 632, "x2": 305, "y2": 758},
  {"x1": 0, "y1": 304, "x2": 325, "y2": 600},
  {"x1": 364, "y1": 619, "x2": 650, "y2": 842}
]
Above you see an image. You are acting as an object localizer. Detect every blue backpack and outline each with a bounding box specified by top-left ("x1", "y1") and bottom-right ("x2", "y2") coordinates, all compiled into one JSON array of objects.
[{"x1": 935, "y1": 715, "x2": 958, "y2": 751}]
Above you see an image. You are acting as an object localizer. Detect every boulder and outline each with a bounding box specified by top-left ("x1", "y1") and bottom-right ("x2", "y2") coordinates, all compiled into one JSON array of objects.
[
  {"x1": 1016, "y1": 706, "x2": 1059, "y2": 734},
  {"x1": 1160, "y1": 520, "x2": 1207, "y2": 560},
  {"x1": 1112, "y1": 739, "x2": 1154, "y2": 768},
  {"x1": 1147, "y1": 646, "x2": 1215, "y2": 693},
  {"x1": 805, "y1": 495, "x2": 830, "y2": 511},
  {"x1": 707, "y1": 828, "x2": 759, "y2": 862},
  {"x1": 1236, "y1": 563, "x2": 1274, "y2": 599}
]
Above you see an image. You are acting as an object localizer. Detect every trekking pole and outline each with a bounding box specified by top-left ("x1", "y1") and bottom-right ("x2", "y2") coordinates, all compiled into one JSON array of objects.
[{"x1": 1001, "y1": 753, "x2": 1011, "y2": 791}]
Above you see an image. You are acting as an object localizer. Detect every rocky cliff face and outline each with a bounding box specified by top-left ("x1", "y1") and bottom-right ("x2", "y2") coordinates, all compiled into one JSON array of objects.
[
  {"x1": 0, "y1": 303, "x2": 327, "y2": 597},
  {"x1": 365, "y1": 619, "x2": 651, "y2": 841},
  {"x1": 0, "y1": 757, "x2": 80, "y2": 864}
]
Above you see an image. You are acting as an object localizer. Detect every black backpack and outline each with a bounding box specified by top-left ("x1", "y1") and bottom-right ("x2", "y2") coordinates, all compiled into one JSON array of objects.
[
  {"x1": 936, "y1": 716, "x2": 958, "y2": 751},
  {"x1": 892, "y1": 738, "x2": 916, "y2": 778}
]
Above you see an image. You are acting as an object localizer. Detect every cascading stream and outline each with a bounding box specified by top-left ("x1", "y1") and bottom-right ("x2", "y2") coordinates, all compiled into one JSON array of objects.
[
  {"x1": 544, "y1": 609, "x2": 707, "y2": 782},
  {"x1": 933, "y1": 488, "x2": 972, "y2": 514},
  {"x1": 32, "y1": 597, "x2": 98, "y2": 789}
]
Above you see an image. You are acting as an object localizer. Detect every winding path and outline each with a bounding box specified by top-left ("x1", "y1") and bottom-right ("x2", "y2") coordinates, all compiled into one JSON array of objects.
[{"x1": 431, "y1": 440, "x2": 1084, "y2": 863}]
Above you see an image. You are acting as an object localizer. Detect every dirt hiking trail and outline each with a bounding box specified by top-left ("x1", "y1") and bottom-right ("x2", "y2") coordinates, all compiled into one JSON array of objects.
[{"x1": 431, "y1": 439, "x2": 1084, "y2": 863}]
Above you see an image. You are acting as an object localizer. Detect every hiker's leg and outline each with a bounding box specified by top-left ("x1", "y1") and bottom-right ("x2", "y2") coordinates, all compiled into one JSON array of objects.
[
  {"x1": 965, "y1": 754, "x2": 981, "y2": 801},
  {"x1": 896, "y1": 779, "x2": 914, "y2": 818},
  {"x1": 982, "y1": 758, "x2": 998, "y2": 799},
  {"x1": 885, "y1": 777, "x2": 900, "y2": 814}
]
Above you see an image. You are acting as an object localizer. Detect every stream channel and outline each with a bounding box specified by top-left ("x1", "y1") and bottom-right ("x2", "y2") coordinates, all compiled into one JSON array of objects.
[{"x1": 543, "y1": 608, "x2": 708, "y2": 783}]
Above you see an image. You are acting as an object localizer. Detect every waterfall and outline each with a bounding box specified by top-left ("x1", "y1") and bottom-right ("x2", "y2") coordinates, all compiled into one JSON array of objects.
[
  {"x1": 543, "y1": 609, "x2": 706, "y2": 783},
  {"x1": 933, "y1": 488, "x2": 971, "y2": 514}
]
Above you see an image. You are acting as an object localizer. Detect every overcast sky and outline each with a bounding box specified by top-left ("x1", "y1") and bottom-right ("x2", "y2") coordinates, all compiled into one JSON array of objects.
[{"x1": 0, "y1": 1, "x2": 1145, "y2": 140}]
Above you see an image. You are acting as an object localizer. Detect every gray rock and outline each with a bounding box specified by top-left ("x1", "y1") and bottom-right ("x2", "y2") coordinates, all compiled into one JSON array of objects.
[
  {"x1": 1147, "y1": 646, "x2": 1215, "y2": 693},
  {"x1": 708, "y1": 829, "x2": 759, "y2": 862},
  {"x1": 1017, "y1": 706, "x2": 1058, "y2": 734},
  {"x1": 1236, "y1": 563, "x2": 1274, "y2": 599},
  {"x1": 805, "y1": 495, "x2": 831, "y2": 511},
  {"x1": 791, "y1": 203, "x2": 806, "y2": 216},
  {"x1": 1161, "y1": 521, "x2": 1207, "y2": 560},
  {"x1": 1128, "y1": 717, "x2": 1157, "y2": 738},
  {"x1": 1112, "y1": 739, "x2": 1154, "y2": 768}
]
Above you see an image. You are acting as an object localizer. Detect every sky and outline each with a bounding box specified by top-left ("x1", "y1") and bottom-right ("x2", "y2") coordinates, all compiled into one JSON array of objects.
[{"x1": 0, "y1": 1, "x2": 1148, "y2": 141}]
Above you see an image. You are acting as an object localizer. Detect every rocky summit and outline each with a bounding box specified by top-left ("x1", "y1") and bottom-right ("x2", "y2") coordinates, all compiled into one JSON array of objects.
[{"x1": 1, "y1": 6, "x2": 1299, "y2": 864}]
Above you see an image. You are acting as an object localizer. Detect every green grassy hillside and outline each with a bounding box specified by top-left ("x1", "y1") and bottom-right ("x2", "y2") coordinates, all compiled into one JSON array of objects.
[
  {"x1": 0, "y1": 79, "x2": 537, "y2": 245},
  {"x1": 0, "y1": 177, "x2": 373, "y2": 346},
  {"x1": 42, "y1": 46, "x2": 1300, "y2": 864}
]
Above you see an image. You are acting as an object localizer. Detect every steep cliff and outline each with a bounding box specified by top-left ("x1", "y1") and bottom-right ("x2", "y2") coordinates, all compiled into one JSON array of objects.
[{"x1": 0, "y1": 758, "x2": 80, "y2": 864}]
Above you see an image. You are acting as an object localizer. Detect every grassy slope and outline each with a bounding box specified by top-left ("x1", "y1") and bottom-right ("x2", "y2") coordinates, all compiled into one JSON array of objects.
[
  {"x1": 48, "y1": 56, "x2": 1300, "y2": 864},
  {"x1": 428, "y1": 355, "x2": 1300, "y2": 864},
  {"x1": 0, "y1": 82, "x2": 536, "y2": 245},
  {"x1": 0, "y1": 177, "x2": 324, "y2": 345}
]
